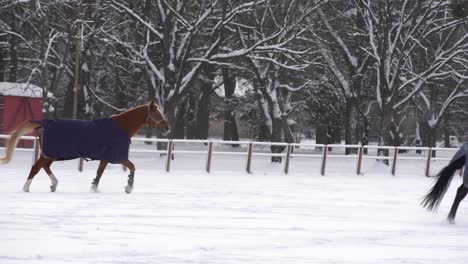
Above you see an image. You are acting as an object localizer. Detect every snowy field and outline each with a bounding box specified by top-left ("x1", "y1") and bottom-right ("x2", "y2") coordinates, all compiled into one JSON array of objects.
[{"x1": 1, "y1": 144, "x2": 468, "y2": 264}]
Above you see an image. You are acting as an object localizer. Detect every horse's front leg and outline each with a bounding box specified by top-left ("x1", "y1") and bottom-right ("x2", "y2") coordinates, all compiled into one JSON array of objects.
[
  {"x1": 121, "y1": 160, "x2": 135, "y2": 193},
  {"x1": 91, "y1": 160, "x2": 108, "y2": 192}
]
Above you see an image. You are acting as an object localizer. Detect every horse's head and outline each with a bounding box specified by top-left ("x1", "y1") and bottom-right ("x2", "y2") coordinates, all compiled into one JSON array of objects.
[{"x1": 147, "y1": 100, "x2": 170, "y2": 135}]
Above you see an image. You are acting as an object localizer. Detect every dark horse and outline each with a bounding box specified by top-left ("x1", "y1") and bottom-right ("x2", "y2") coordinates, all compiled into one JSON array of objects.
[
  {"x1": 422, "y1": 144, "x2": 468, "y2": 223},
  {"x1": 0, "y1": 100, "x2": 169, "y2": 193}
]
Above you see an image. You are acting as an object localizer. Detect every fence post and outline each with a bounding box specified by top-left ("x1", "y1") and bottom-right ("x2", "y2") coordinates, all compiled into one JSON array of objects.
[
  {"x1": 284, "y1": 144, "x2": 292, "y2": 174},
  {"x1": 320, "y1": 145, "x2": 328, "y2": 176},
  {"x1": 78, "y1": 158, "x2": 84, "y2": 172},
  {"x1": 206, "y1": 141, "x2": 213, "y2": 173},
  {"x1": 166, "y1": 140, "x2": 173, "y2": 173},
  {"x1": 391, "y1": 146, "x2": 398, "y2": 176},
  {"x1": 425, "y1": 147, "x2": 432, "y2": 177},
  {"x1": 246, "y1": 142, "x2": 253, "y2": 174},
  {"x1": 356, "y1": 145, "x2": 363, "y2": 175}
]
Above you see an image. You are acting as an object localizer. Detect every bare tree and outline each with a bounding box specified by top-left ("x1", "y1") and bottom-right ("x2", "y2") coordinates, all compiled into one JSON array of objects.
[
  {"x1": 108, "y1": 1, "x2": 267, "y2": 132},
  {"x1": 314, "y1": 0, "x2": 370, "y2": 153},
  {"x1": 357, "y1": 0, "x2": 468, "y2": 156},
  {"x1": 237, "y1": 0, "x2": 325, "y2": 161}
]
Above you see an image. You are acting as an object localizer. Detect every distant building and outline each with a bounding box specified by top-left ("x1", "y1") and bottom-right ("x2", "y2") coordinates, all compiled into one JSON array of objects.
[{"x1": 0, "y1": 82, "x2": 44, "y2": 147}]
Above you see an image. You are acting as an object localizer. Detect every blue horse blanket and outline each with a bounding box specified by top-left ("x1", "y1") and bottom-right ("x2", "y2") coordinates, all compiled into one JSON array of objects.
[
  {"x1": 449, "y1": 143, "x2": 468, "y2": 187},
  {"x1": 33, "y1": 118, "x2": 130, "y2": 164}
]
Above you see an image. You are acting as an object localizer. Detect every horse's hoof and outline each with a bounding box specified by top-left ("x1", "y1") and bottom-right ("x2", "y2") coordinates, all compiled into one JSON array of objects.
[
  {"x1": 125, "y1": 185, "x2": 133, "y2": 194},
  {"x1": 50, "y1": 184, "x2": 57, "y2": 192},
  {"x1": 90, "y1": 184, "x2": 99, "y2": 193},
  {"x1": 23, "y1": 180, "x2": 32, "y2": 192},
  {"x1": 448, "y1": 217, "x2": 456, "y2": 224}
]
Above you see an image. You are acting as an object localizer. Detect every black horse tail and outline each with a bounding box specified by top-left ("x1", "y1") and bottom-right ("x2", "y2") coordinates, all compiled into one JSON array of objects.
[{"x1": 421, "y1": 154, "x2": 465, "y2": 211}]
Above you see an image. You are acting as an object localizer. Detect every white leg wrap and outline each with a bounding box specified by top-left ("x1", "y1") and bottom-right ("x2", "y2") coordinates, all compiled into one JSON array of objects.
[
  {"x1": 49, "y1": 174, "x2": 58, "y2": 192},
  {"x1": 125, "y1": 185, "x2": 133, "y2": 194},
  {"x1": 91, "y1": 184, "x2": 98, "y2": 192},
  {"x1": 23, "y1": 179, "x2": 32, "y2": 192},
  {"x1": 49, "y1": 174, "x2": 58, "y2": 186}
]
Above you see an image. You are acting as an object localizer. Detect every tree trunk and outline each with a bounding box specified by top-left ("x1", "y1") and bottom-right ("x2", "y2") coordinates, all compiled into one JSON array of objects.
[
  {"x1": 427, "y1": 128, "x2": 437, "y2": 147},
  {"x1": 48, "y1": 29, "x2": 72, "y2": 117},
  {"x1": 63, "y1": 78, "x2": 85, "y2": 119},
  {"x1": 419, "y1": 112, "x2": 438, "y2": 157},
  {"x1": 185, "y1": 90, "x2": 197, "y2": 139},
  {"x1": 223, "y1": 107, "x2": 233, "y2": 140},
  {"x1": 222, "y1": 69, "x2": 239, "y2": 146},
  {"x1": 163, "y1": 75, "x2": 178, "y2": 134},
  {"x1": 223, "y1": 111, "x2": 240, "y2": 145},
  {"x1": 173, "y1": 100, "x2": 186, "y2": 139},
  {"x1": 230, "y1": 115, "x2": 240, "y2": 142},
  {"x1": 196, "y1": 83, "x2": 211, "y2": 139},
  {"x1": 270, "y1": 117, "x2": 283, "y2": 163},
  {"x1": 427, "y1": 126, "x2": 437, "y2": 158},
  {"x1": 279, "y1": 89, "x2": 295, "y2": 145},
  {"x1": 157, "y1": 98, "x2": 177, "y2": 153},
  {"x1": 259, "y1": 82, "x2": 285, "y2": 163},
  {"x1": 345, "y1": 96, "x2": 359, "y2": 154},
  {"x1": 258, "y1": 123, "x2": 270, "y2": 141},
  {"x1": 254, "y1": 83, "x2": 271, "y2": 141},
  {"x1": 8, "y1": 17, "x2": 18, "y2": 82},
  {"x1": 39, "y1": 17, "x2": 49, "y2": 117},
  {"x1": 316, "y1": 125, "x2": 329, "y2": 145},
  {"x1": 144, "y1": 75, "x2": 157, "y2": 144},
  {"x1": 63, "y1": 33, "x2": 81, "y2": 118},
  {"x1": 0, "y1": 34, "x2": 5, "y2": 82},
  {"x1": 281, "y1": 115, "x2": 294, "y2": 144},
  {"x1": 377, "y1": 103, "x2": 395, "y2": 165},
  {"x1": 360, "y1": 112, "x2": 370, "y2": 154},
  {"x1": 425, "y1": 84, "x2": 439, "y2": 156},
  {"x1": 443, "y1": 109, "x2": 450, "y2": 147}
]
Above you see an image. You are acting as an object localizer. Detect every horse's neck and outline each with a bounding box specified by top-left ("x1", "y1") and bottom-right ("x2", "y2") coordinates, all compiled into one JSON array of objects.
[{"x1": 111, "y1": 106, "x2": 146, "y2": 138}]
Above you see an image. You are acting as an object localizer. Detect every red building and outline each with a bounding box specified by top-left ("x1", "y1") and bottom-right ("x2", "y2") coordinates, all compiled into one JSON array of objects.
[{"x1": 0, "y1": 82, "x2": 44, "y2": 148}]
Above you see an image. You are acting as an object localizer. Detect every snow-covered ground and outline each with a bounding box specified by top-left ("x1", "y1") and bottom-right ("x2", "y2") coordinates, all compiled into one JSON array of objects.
[{"x1": 1, "y1": 146, "x2": 468, "y2": 264}]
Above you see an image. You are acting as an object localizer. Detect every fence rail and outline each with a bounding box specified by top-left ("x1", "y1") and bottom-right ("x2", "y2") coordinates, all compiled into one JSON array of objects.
[{"x1": 0, "y1": 135, "x2": 461, "y2": 176}]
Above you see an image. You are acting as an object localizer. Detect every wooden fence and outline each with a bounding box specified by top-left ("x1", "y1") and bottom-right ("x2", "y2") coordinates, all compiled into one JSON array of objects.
[{"x1": 0, "y1": 135, "x2": 461, "y2": 176}]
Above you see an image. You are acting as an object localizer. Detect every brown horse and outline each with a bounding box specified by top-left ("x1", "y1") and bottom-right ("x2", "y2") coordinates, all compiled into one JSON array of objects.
[{"x1": 0, "y1": 100, "x2": 169, "y2": 193}]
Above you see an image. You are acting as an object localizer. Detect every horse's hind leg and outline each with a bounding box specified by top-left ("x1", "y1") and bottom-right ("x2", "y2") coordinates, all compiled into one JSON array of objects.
[
  {"x1": 121, "y1": 160, "x2": 135, "y2": 194},
  {"x1": 448, "y1": 184, "x2": 468, "y2": 223},
  {"x1": 23, "y1": 156, "x2": 49, "y2": 192},
  {"x1": 43, "y1": 159, "x2": 58, "y2": 192},
  {"x1": 91, "y1": 160, "x2": 108, "y2": 192}
]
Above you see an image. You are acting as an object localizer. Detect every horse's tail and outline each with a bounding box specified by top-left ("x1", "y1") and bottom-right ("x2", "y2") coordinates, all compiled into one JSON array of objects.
[
  {"x1": 0, "y1": 121, "x2": 41, "y2": 165},
  {"x1": 421, "y1": 154, "x2": 465, "y2": 211}
]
